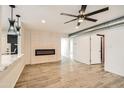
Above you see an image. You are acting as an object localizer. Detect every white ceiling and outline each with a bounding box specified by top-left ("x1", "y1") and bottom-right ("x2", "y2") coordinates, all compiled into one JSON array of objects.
[{"x1": 1, "y1": 5, "x2": 124, "y2": 34}]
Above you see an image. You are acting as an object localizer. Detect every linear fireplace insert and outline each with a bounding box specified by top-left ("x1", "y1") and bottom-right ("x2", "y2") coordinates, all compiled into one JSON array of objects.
[{"x1": 35, "y1": 49, "x2": 55, "y2": 56}]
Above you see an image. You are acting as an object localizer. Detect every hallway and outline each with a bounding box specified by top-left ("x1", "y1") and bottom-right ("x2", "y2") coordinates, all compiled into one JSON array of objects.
[{"x1": 15, "y1": 58, "x2": 124, "y2": 88}]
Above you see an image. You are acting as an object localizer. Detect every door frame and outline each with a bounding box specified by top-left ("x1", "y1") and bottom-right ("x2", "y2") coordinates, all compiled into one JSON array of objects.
[{"x1": 97, "y1": 34, "x2": 105, "y2": 65}]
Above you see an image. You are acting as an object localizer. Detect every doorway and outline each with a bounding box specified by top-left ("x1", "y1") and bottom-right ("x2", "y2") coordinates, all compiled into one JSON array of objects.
[
  {"x1": 7, "y1": 35, "x2": 18, "y2": 54},
  {"x1": 61, "y1": 38, "x2": 70, "y2": 58},
  {"x1": 97, "y1": 34, "x2": 105, "y2": 65}
]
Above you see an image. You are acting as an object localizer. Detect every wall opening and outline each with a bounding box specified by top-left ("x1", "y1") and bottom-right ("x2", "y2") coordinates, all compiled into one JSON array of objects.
[
  {"x1": 70, "y1": 38, "x2": 73, "y2": 59},
  {"x1": 61, "y1": 38, "x2": 70, "y2": 58}
]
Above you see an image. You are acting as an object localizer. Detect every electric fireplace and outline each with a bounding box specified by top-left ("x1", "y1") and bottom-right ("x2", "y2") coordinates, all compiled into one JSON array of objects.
[{"x1": 35, "y1": 49, "x2": 55, "y2": 56}]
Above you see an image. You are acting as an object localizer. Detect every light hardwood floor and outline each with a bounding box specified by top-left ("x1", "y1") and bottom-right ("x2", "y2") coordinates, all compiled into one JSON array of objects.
[{"x1": 15, "y1": 58, "x2": 124, "y2": 88}]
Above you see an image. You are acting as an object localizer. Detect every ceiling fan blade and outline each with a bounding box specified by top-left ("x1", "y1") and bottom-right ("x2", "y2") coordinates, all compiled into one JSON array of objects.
[
  {"x1": 61, "y1": 13, "x2": 78, "y2": 17},
  {"x1": 84, "y1": 7, "x2": 109, "y2": 16},
  {"x1": 84, "y1": 17, "x2": 97, "y2": 22},
  {"x1": 77, "y1": 22, "x2": 80, "y2": 26},
  {"x1": 81, "y1": 5, "x2": 87, "y2": 12},
  {"x1": 64, "y1": 18, "x2": 78, "y2": 24}
]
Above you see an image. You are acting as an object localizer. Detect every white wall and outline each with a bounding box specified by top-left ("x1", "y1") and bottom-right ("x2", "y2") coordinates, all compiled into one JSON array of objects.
[
  {"x1": 1, "y1": 31, "x2": 7, "y2": 54},
  {"x1": 105, "y1": 25, "x2": 124, "y2": 76},
  {"x1": 70, "y1": 38, "x2": 73, "y2": 59},
  {"x1": 24, "y1": 29, "x2": 62, "y2": 64},
  {"x1": 73, "y1": 23, "x2": 124, "y2": 76},
  {"x1": 0, "y1": 6, "x2": 2, "y2": 64},
  {"x1": 73, "y1": 35, "x2": 91, "y2": 64},
  {"x1": 24, "y1": 29, "x2": 31, "y2": 64},
  {"x1": 73, "y1": 34, "x2": 101, "y2": 64}
]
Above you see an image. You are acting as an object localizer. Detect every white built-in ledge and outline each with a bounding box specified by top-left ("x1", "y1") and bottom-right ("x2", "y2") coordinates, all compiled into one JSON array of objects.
[
  {"x1": 0, "y1": 54, "x2": 24, "y2": 71},
  {"x1": 0, "y1": 54, "x2": 25, "y2": 88}
]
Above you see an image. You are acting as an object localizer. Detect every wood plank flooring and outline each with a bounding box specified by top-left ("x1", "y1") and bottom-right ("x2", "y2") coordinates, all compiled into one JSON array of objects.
[{"x1": 15, "y1": 58, "x2": 124, "y2": 88}]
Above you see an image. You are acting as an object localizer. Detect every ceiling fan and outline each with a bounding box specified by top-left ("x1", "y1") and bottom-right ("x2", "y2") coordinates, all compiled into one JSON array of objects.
[{"x1": 60, "y1": 5, "x2": 109, "y2": 27}]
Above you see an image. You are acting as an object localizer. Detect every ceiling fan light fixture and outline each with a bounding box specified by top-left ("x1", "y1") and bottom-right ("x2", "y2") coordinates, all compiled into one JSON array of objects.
[
  {"x1": 75, "y1": 26, "x2": 79, "y2": 29},
  {"x1": 79, "y1": 10, "x2": 84, "y2": 15},
  {"x1": 61, "y1": 5, "x2": 109, "y2": 27},
  {"x1": 78, "y1": 17, "x2": 83, "y2": 23}
]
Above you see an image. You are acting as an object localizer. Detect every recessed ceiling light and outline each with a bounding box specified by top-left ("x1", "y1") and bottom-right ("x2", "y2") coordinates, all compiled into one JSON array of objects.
[{"x1": 41, "y1": 20, "x2": 46, "y2": 23}]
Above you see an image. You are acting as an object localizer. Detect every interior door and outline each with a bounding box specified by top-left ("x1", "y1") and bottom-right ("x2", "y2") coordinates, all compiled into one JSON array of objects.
[{"x1": 91, "y1": 35, "x2": 101, "y2": 64}]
